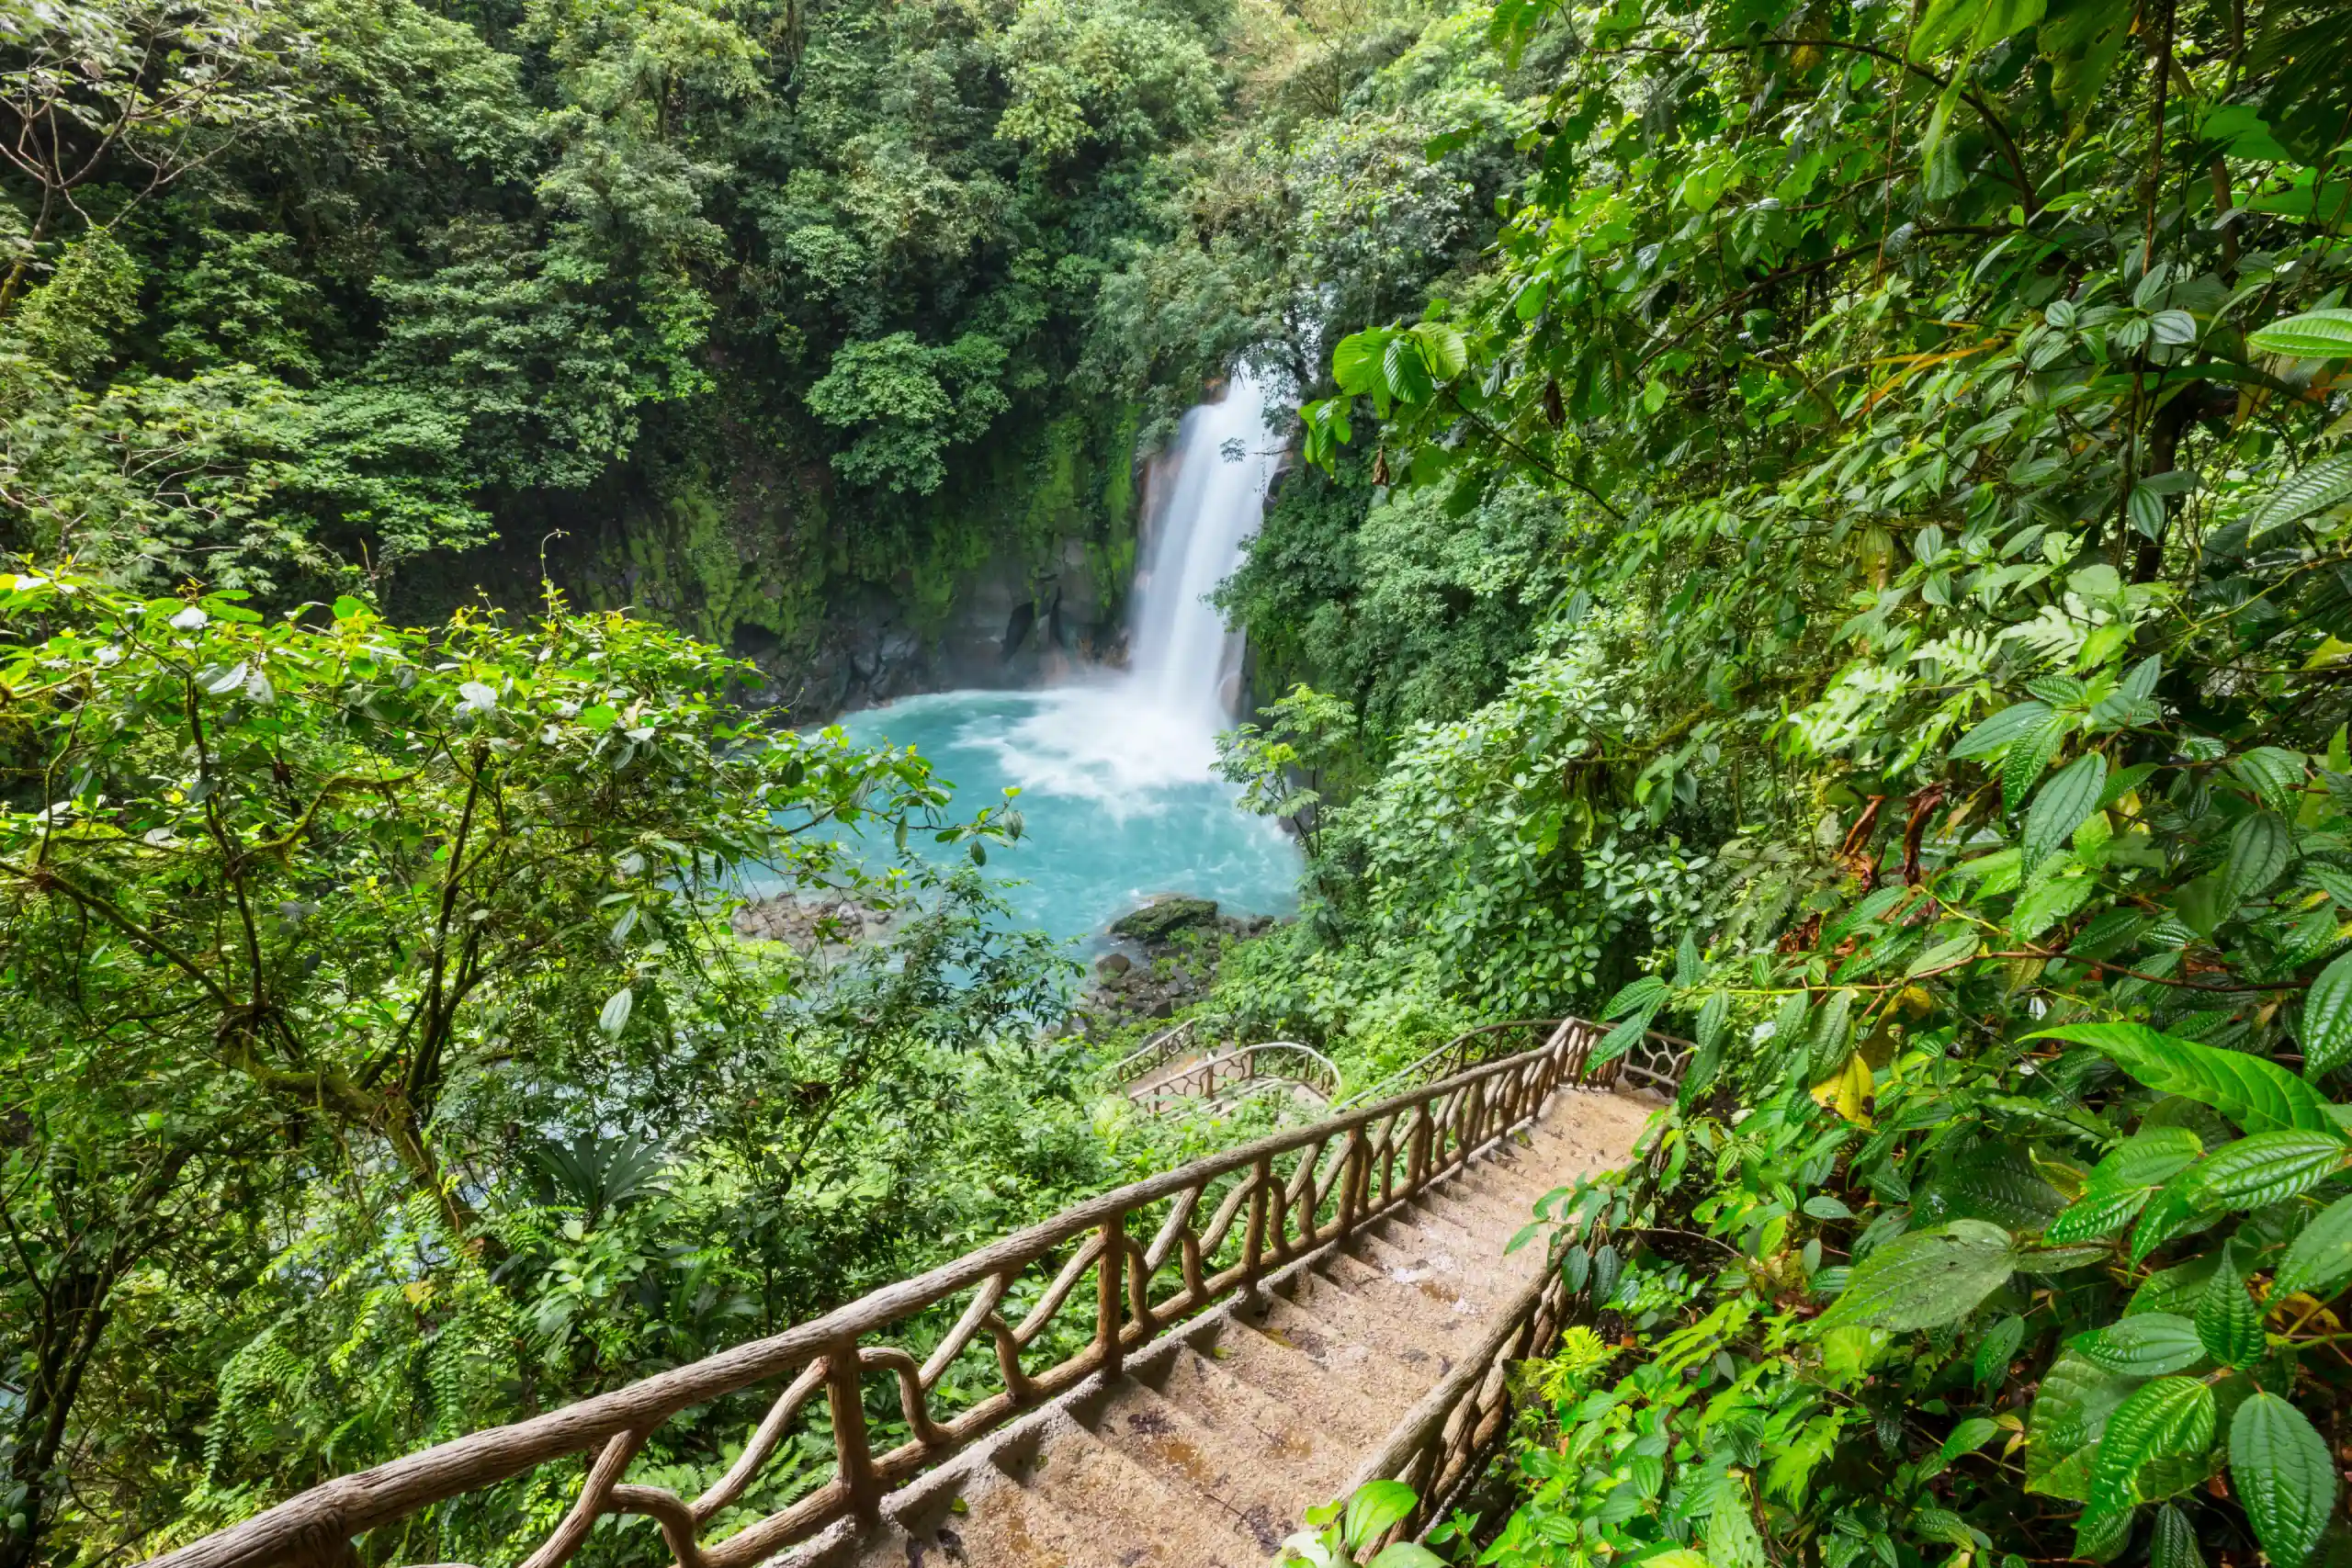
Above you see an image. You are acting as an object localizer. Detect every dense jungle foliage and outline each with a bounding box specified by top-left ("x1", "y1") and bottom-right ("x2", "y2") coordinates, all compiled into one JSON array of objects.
[
  {"x1": 0, "y1": 0, "x2": 1246, "y2": 683},
  {"x1": 18, "y1": 0, "x2": 2352, "y2": 1561},
  {"x1": 1187, "y1": 0, "x2": 2352, "y2": 1566}
]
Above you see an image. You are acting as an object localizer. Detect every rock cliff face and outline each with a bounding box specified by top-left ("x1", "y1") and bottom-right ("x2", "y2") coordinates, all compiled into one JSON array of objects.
[{"x1": 570, "y1": 401, "x2": 1156, "y2": 726}]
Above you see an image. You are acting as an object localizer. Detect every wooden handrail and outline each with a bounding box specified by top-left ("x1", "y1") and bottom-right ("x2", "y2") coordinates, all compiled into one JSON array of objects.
[
  {"x1": 1332, "y1": 1019, "x2": 1563, "y2": 1111},
  {"x1": 149, "y1": 1016, "x2": 1676, "y2": 1568}
]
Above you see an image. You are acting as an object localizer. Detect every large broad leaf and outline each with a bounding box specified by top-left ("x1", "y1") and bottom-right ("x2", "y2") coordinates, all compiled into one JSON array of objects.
[
  {"x1": 2231, "y1": 1393, "x2": 2337, "y2": 1565},
  {"x1": 2132, "y1": 1166, "x2": 2222, "y2": 1262},
  {"x1": 2196, "y1": 1268, "x2": 2264, "y2": 1367},
  {"x1": 2088, "y1": 1377, "x2": 2216, "y2": 1514},
  {"x1": 1951, "y1": 700, "x2": 2053, "y2": 759},
  {"x1": 2301, "y1": 950, "x2": 2352, "y2": 1078},
  {"x1": 2030, "y1": 1024, "x2": 2347, "y2": 1138},
  {"x1": 2247, "y1": 452, "x2": 2352, "y2": 543},
  {"x1": 1342, "y1": 1479, "x2": 1418, "y2": 1551},
  {"x1": 1915, "y1": 1144, "x2": 2067, "y2": 1230},
  {"x1": 2072, "y1": 1314, "x2": 2206, "y2": 1375},
  {"x1": 2152, "y1": 1505, "x2": 2204, "y2": 1568},
  {"x1": 2088, "y1": 1128, "x2": 2204, "y2": 1191},
  {"x1": 2271, "y1": 1192, "x2": 2352, "y2": 1303},
  {"x1": 2185, "y1": 1130, "x2": 2349, "y2": 1209},
  {"x1": 2249, "y1": 308, "x2": 2352, "y2": 359},
  {"x1": 1331, "y1": 332, "x2": 1384, "y2": 395},
  {"x1": 2024, "y1": 752, "x2": 2109, "y2": 867},
  {"x1": 2028, "y1": 1349, "x2": 2143, "y2": 1499},
  {"x1": 2224, "y1": 812, "x2": 2296, "y2": 912},
  {"x1": 1815, "y1": 1220, "x2": 2015, "y2": 1333},
  {"x1": 2005, "y1": 713, "x2": 2071, "y2": 813},
  {"x1": 2047, "y1": 1186, "x2": 2154, "y2": 1243}
]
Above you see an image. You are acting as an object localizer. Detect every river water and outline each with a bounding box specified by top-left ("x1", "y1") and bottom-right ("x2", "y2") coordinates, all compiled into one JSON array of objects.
[{"x1": 824, "y1": 375, "x2": 1301, "y2": 946}]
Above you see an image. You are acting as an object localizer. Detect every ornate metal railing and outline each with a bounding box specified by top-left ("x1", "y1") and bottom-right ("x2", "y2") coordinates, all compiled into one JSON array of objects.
[
  {"x1": 1102, "y1": 1019, "x2": 1197, "y2": 1088},
  {"x1": 1613, "y1": 1028, "x2": 1694, "y2": 1096},
  {"x1": 149, "y1": 1018, "x2": 1665, "y2": 1568},
  {"x1": 1130, "y1": 1040, "x2": 1340, "y2": 1111}
]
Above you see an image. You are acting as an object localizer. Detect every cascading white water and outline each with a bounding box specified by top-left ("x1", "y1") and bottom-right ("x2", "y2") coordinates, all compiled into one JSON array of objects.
[
  {"x1": 792, "y1": 372, "x2": 1299, "y2": 944},
  {"x1": 1126, "y1": 371, "x2": 1276, "y2": 736}
]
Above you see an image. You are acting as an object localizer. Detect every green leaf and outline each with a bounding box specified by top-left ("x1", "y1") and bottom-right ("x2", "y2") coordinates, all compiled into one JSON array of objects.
[
  {"x1": 2150, "y1": 1505, "x2": 2203, "y2": 1568},
  {"x1": 2024, "y1": 753, "x2": 2109, "y2": 868},
  {"x1": 1815, "y1": 1220, "x2": 2016, "y2": 1333},
  {"x1": 1971, "y1": 0, "x2": 2045, "y2": 45},
  {"x1": 1342, "y1": 1480, "x2": 1418, "y2": 1550},
  {"x1": 1951, "y1": 701, "x2": 2053, "y2": 759},
  {"x1": 2133, "y1": 1167, "x2": 2223, "y2": 1261},
  {"x1": 1975, "y1": 1314, "x2": 2025, "y2": 1384},
  {"x1": 2186, "y1": 1130, "x2": 2347, "y2": 1209},
  {"x1": 2088, "y1": 1128, "x2": 2205, "y2": 1192},
  {"x1": 2301, "y1": 950, "x2": 2352, "y2": 1078},
  {"x1": 1408, "y1": 321, "x2": 1468, "y2": 381},
  {"x1": 2030, "y1": 1024, "x2": 2347, "y2": 1137},
  {"x1": 2195, "y1": 1267, "x2": 2263, "y2": 1367},
  {"x1": 1907, "y1": 933, "x2": 1981, "y2": 976},
  {"x1": 2224, "y1": 812, "x2": 2296, "y2": 911},
  {"x1": 2072, "y1": 1314, "x2": 2207, "y2": 1375},
  {"x1": 2271, "y1": 1192, "x2": 2352, "y2": 1303},
  {"x1": 2230, "y1": 1393, "x2": 2336, "y2": 1566},
  {"x1": 1369, "y1": 1546, "x2": 1445, "y2": 1568},
  {"x1": 2047, "y1": 1186, "x2": 2155, "y2": 1243},
  {"x1": 1602, "y1": 975, "x2": 1668, "y2": 1019},
  {"x1": 2074, "y1": 1504, "x2": 2134, "y2": 1563},
  {"x1": 599, "y1": 987, "x2": 634, "y2": 1037},
  {"x1": 2248, "y1": 308, "x2": 2352, "y2": 359},
  {"x1": 2247, "y1": 452, "x2": 2352, "y2": 543},
  {"x1": 1331, "y1": 333, "x2": 1384, "y2": 395},
  {"x1": 2005, "y1": 714, "x2": 2071, "y2": 812},
  {"x1": 2088, "y1": 1377, "x2": 2216, "y2": 1514}
]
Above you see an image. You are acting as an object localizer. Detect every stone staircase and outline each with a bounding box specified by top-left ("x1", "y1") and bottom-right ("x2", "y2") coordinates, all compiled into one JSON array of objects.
[
  {"x1": 146, "y1": 1023, "x2": 1669, "y2": 1568},
  {"x1": 806, "y1": 1086, "x2": 1655, "y2": 1568}
]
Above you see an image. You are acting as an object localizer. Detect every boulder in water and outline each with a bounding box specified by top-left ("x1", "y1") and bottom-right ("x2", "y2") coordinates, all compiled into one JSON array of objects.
[
  {"x1": 1111, "y1": 896, "x2": 1218, "y2": 942},
  {"x1": 1095, "y1": 952, "x2": 1133, "y2": 979}
]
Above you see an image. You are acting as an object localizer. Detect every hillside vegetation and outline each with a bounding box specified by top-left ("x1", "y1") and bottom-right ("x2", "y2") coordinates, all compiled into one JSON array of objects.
[
  {"x1": 12, "y1": 0, "x2": 2352, "y2": 1564},
  {"x1": 1187, "y1": 0, "x2": 2352, "y2": 1565}
]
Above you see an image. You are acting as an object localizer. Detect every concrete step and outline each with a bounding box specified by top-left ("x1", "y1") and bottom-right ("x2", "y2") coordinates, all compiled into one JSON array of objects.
[
  {"x1": 1089, "y1": 1376, "x2": 1324, "y2": 1554},
  {"x1": 807, "y1": 1084, "x2": 1661, "y2": 1568},
  {"x1": 1278, "y1": 1269, "x2": 1466, "y2": 1374},
  {"x1": 1023, "y1": 1421, "x2": 1266, "y2": 1568},
  {"x1": 1190, "y1": 1314, "x2": 1388, "y2": 1447},
  {"x1": 874, "y1": 1469, "x2": 1125, "y2": 1568},
  {"x1": 1149, "y1": 1344, "x2": 1357, "y2": 1495}
]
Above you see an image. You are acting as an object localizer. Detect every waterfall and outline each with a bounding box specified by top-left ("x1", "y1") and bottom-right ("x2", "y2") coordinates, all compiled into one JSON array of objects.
[
  {"x1": 789, "y1": 370, "x2": 1300, "y2": 940},
  {"x1": 1126, "y1": 372, "x2": 1276, "y2": 735}
]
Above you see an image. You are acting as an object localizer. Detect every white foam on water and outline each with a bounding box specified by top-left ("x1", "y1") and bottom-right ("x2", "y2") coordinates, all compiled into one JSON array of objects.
[{"x1": 808, "y1": 371, "x2": 1299, "y2": 942}]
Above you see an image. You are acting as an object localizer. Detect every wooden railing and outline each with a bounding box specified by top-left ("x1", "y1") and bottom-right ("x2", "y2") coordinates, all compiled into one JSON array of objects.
[
  {"x1": 1332, "y1": 1020, "x2": 1564, "y2": 1111},
  {"x1": 1131, "y1": 1041, "x2": 1341, "y2": 1110},
  {"x1": 148, "y1": 1018, "x2": 1666, "y2": 1568}
]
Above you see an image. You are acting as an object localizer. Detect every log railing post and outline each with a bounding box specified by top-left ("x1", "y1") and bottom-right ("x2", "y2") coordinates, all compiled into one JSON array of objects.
[
  {"x1": 1241, "y1": 1156, "x2": 1271, "y2": 1300},
  {"x1": 825, "y1": 1346, "x2": 880, "y2": 1525},
  {"x1": 1097, "y1": 1214, "x2": 1125, "y2": 1380},
  {"x1": 1338, "y1": 1132, "x2": 1367, "y2": 1237}
]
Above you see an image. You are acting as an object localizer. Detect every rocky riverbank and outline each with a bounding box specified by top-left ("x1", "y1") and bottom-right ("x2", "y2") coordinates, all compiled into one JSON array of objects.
[{"x1": 1074, "y1": 895, "x2": 1277, "y2": 1031}]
